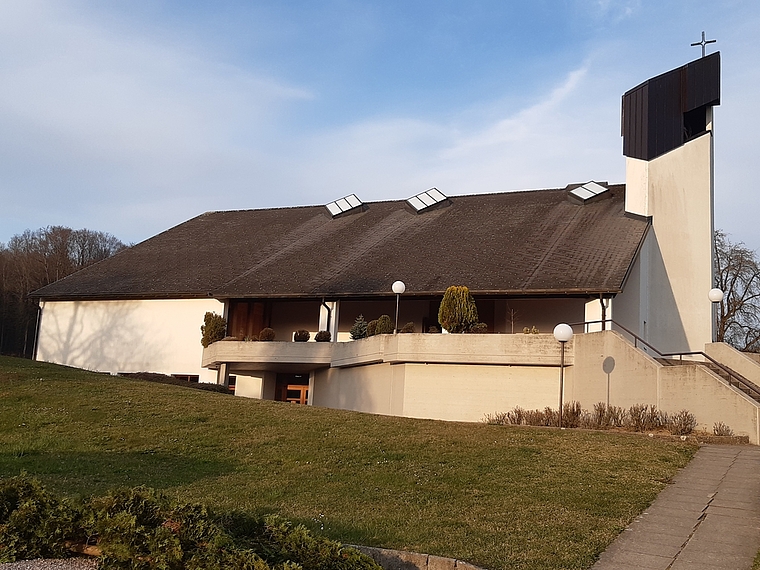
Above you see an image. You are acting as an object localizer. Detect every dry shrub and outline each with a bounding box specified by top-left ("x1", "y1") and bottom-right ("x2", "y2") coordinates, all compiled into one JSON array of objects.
[
  {"x1": 607, "y1": 406, "x2": 626, "y2": 428},
  {"x1": 562, "y1": 401, "x2": 583, "y2": 428},
  {"x1": 668, "y1": 410, "x2": 697, "y2": 435},
  {"x1": 507, "y1": 406, "x2": 526, "y2": 425},
  {"x1": 484, "y1": 402, "x2": 697, "y2": 436},
  {"x1": 524, "y1": 409, "x2": 548, "y2": 426},
  {"x1": 483, "y1": 412, "x2": 509, "y2": 425},
  {"x1": 713, "y1": 422, "x2": 734, "y2": 436}
]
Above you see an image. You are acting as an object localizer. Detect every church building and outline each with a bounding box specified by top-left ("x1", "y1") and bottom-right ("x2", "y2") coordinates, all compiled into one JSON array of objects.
[{"x1": 32, "y1": 53, "x2": 760, "y2": 442}]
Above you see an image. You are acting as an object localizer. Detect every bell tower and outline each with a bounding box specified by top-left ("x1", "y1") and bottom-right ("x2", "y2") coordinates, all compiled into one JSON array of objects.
[{"x1": 618, "y1": 53, "x2": 720, "y2": 353}]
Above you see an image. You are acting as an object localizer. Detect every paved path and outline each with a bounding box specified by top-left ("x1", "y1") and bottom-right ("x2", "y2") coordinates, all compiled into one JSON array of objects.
[{"x1": 593, "y1": 445, "x2": 760, "y2": 570}]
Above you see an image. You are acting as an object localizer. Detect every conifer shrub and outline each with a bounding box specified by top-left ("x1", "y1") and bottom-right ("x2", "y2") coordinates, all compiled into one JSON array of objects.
[
  {"x1": 314, "y1": 330, "x2": 331, "y2": 342},
  {"x1": 258, "y1": 328, "x2": 276, "y2": 342},
  {"x1": 293, "y1": 330, "x2": 310, "y2": 342},
  {"x1": 438, "y1": 286, "x2": 479, "y2": 333},
  {"x1": 400, "y1": 321, "x2": 416, "y2": 333},
  {"x1": 366, "y1": 320, "x2": 378, "y2": 336},
  {"x1": 0, "y1": 474, "x2": 82, "y2": 561},
  {"x1": 350, "y1": 315, "x2": 368, "y2": 340},
  {"x1": 0, "y1": 476, "x2": 381, "y2": 570},
  {"x1": 200, "y1": 312, "x2": 227, "y2": 348},
  {"x1": 375, "y1": 315, "x2": 394, "y2": 335}
]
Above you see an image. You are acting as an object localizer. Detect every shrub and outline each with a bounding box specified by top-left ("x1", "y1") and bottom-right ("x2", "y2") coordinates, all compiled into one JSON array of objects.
[
  {"x1": 467, "y1": 322, "x2": 488, "y2": 334},
  {"x1": 507, "y1": 406, "x2": 526, "y2": 425},
  {"x1": 366, "y1": 320, "x2": 378, "y2": 337},
  {"x1": 713, "y1": 422, "x2": 734, "y2": 436},
  {"x1": 524, "y1": 409, "x2": 550, "y2": 426},
  {"x1": 293, "y1": 330, "x2": 310, "y2": 342},
  {"x1": 606, "y1": 405, "x2": 626, "y2": 428},
  {"x1": 375, "y1": 315, "x2": 394, "y2": 335},
  {"x1": 562, "y1": 401, "x2": 582, "y2": 428},
  {"x1": 483, "y1": 411, "x2": 509, "y2": 425},
  {"x1": 258, "y1": 328, "x2": 276, "y2": 342},
  {"x1": 0, "y1": 474, "x2": 83, "y2": 562},
  {"x1": 201, "y1": 312, "x2": 227, "y2": 348},
  {"x1": 314, "y1": 330, "x2": 331, "y2": 342},
  {"x1": 438, "y1": 286, "x2": 479, "y2": 333},
  {"x1": 669, "y1": 410, "x2": 697, "y2": 435},
  {"x1": 522, "y1": 326, "x2": 539, "y2": 334},
  {"x1": 118, "y1": 373, "x2": 231, "y2": 395},
  {"x1": 427, "y1": 325, "x2": 440, "y2": 333},
  {"x1": 350, "y1": 315, "x2": 368, "y2": 340},
  {"x1": 627, "y1": 404, "x2": 647, "y2": 432},
  {"x1": 400, "y1": 321, "x2": 416, "y2": 333},
  {"x1": 0, "y1": 478, "x2": 382, "y2": 570}
]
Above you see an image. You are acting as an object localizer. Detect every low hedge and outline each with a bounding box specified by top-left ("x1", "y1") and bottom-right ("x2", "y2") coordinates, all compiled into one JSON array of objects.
[
  {"x1": 118, "y1": 373, "x2": 231, "y2": 395},
  {"x1": 0, "y1": 475, "x2": 380, "y2": 570}
]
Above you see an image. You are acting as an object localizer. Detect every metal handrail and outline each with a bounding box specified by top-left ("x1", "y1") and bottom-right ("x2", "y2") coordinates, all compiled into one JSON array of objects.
[{"x1": 570, "y1": 319, "x2": 760, "y2": 402}]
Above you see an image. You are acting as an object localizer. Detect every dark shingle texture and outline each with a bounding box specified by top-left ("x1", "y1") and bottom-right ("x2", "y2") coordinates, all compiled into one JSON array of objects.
[{"x1": 33, "y1": 185, "x2": 648, "y2": 300}]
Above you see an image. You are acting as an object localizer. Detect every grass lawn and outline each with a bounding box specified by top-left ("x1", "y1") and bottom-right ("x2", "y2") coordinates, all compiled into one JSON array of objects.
[{"x1": 0, "y1": 356, "x2": 696, "y2": 569}]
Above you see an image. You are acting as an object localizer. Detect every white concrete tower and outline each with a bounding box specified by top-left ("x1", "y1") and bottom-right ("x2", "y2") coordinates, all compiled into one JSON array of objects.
[{"x1": 617, "y1": 53, "x2": 720, "y2": 353}]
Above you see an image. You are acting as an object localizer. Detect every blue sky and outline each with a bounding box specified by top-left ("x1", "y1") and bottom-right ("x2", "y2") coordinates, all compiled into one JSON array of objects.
[{"x1": 1, "y1": 0, "x2": 759, "y2": 250}]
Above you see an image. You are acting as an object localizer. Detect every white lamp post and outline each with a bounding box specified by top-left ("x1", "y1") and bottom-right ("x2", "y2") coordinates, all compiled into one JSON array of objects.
[
  {"x1": 553, "y1": 323, "x2": 574, "y2": 428},
  {"x1": 392, "y1": 280, "x2": 406, "y2": 333},
  {"x1": 709, "y1": 288, "x2": 724, "y2": 342}
]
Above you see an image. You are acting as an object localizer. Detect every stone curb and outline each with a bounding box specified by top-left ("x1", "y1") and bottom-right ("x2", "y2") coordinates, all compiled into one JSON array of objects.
[{"x1": 350, "y1": 545, "x2": 487, "y2": 570}]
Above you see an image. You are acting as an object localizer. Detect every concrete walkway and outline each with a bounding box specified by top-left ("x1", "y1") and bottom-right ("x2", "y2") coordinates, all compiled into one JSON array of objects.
[{"x1": 593, "y1": 445, "x2": 760, "y2": 570}]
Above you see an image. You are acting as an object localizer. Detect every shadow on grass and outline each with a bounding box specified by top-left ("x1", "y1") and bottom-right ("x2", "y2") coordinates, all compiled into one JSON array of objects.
[{"x1": 0, "y1": 450, "x2": 235, "y2": 496}]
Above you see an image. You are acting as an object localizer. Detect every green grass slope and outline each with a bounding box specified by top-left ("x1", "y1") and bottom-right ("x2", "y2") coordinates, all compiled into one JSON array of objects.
[{"x1": 0, "y1": 356, "x2": 695, "y2": 570}]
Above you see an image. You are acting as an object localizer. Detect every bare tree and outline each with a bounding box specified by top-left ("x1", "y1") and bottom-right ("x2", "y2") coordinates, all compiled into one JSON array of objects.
[
  {"x1": 0, "y1": 226, "x2": 127, "y2": 357},
  {"x1": 714, "y1": 230, "x2": 760, "y2": 352}
]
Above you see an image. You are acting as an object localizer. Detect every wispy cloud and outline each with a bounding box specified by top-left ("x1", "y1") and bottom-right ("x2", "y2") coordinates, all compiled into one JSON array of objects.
[
  {"x1": 291, "y1": 62, "x2": 623, "y2": 203},
  {"x1": 0, "y1": 0, "x2": 312, "y2": 237}
]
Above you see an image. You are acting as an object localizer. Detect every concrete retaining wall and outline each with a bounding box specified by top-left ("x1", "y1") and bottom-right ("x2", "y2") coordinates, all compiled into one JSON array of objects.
[{"x1": 352, "y1": 545, "x2": 485, "y2": 570}]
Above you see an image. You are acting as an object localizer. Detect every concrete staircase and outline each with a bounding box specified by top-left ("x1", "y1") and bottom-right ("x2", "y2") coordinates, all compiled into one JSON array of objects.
[{"x1": 656, "y1": 356, "x2": 760, "y2": 404}]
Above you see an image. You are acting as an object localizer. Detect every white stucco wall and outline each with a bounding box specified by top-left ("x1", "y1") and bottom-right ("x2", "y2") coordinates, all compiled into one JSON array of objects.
[
  {"x1": 620, "y1": 132, "x2": 714, "y2": 353},
  {"x1": 218, "y1": 331, "x2": 759, "y2": 442},
  {"x1": 36, "y1": 298, "x2": 223, "y2": 382},
  {"x1": 312, "y1": 362, "x2": 559, "y2": 422}
]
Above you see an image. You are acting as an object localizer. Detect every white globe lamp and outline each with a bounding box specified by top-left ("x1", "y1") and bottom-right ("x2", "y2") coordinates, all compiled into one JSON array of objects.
[
  {"x1": 553, "y1": 323, "x2": 574, "y2": 343},
  {"x1": 392, "y1": 281, "x2": 406, "y2": 333},
  {"x1": 553, "y1": 323, "x2": 573, "y2": 428},
  {"x1": 708, "y1": 288, "x2": 724, "y2": 303}
]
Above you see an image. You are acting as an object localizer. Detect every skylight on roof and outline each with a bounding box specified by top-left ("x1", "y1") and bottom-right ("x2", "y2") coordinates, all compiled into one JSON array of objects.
[
  {"x1": 325, "y1": 194, "x2": 363, "y2": 217},
  {"x1": 568, "y1": 182, "x2": 608, "y2": 203},
  {"x1": 407, "y1": 188, "x2": 447, "y2": 212}
]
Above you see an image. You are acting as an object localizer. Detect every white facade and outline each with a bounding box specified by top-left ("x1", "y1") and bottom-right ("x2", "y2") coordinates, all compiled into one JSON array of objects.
[
  {"x1": 618, "y1": 131, "x2": 715, "y2": 353},
  {"x1": 36, "y1": 298, "x2": 223, "y2": 382}
]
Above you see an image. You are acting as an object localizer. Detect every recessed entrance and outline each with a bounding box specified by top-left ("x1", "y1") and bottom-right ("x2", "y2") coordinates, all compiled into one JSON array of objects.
[{"x1": 275, "y1": 373, "x2": 309, "y2": 405}]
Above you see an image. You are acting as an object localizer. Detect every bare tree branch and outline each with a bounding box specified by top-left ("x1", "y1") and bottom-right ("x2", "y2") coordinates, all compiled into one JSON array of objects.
[{"x1": 714, "y1": 230, "x2": 760, "y2": 352}]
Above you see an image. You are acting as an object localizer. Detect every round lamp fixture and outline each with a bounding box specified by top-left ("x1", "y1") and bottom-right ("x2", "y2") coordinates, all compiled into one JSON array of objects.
[
  {"x1": 553, "y1": 323, "x2": 574, "y2": 343},
  {"x1": 708, "y1": 288, "x2": 724, "y2": 303},
  {"x1": 392, "y1": 280, "x2": 406, "y2": 295}
]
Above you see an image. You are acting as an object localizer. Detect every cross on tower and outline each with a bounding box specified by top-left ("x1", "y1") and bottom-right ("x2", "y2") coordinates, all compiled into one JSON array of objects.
[{"x1": 691, "y1": 31, "x2": 717, "y2": 58}]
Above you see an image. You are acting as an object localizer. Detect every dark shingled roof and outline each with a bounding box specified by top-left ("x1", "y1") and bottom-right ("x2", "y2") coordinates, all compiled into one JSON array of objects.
[{"x1": 33, "y1": 184, "x2": 649, "y2": 300}]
